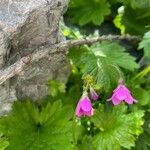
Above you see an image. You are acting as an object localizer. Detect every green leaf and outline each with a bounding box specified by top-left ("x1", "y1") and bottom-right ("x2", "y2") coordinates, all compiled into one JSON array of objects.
[
  {"x1": 113, "y1": 14, "x2": 125, "y2": 34},
  {"x1": 133, "y1": 65, "x2": 150, "y2": 79},
  {"x1": 0, "y1": 133, "x2": 9, "y2": 150},
  {"x1": 129, "y1": 0, "x2": 150, "y2": 9},
  {"x1": 59, "y1": 22, "x2": 84, "y2": 39},
  {"x1": 69, "y1": 42, "x2": 138, "y2": 91},
  {"x1": 78, "y1": 136, "x2": 93, "y2": 150},
  {"x1": 132, "y1": 88, "x2": 150, "y2": 106},
  {"x1": 46, "y1": 73, "x2": 83, "y2": 108},
  {"x1": 69, "y1": 47, "x2": 118, "y2": 91},
  {"x1": 114, "y1": 0, "x2": 150, "y2": 9},
  {"x1": 0, "y1": 100, "x2": 73, "y2": 150},
  {"x1": 133, "y1": 111, "x2": 150, "y2": 150},
  {"x1": 91, "y1": 42, "x2": 139, "y2": 71},
  {"x1": 122, "y1": 7, "x2": 150, "y2": 35},
  {"x1": 91, "y1": 104, "x2": 144, "y2": 150},
  {"x1": 67, "y1": 0, "x2": 110, "y2": 26},
  {"x1": 138, "y1": 31, "x2": 150, "y2": 59},
  {"x1": 47, "y1": 80, "x2": 66, "y2": 97}
]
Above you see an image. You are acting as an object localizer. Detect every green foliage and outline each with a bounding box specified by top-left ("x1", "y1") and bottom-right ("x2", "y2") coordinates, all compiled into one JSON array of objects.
[
  {"x1": 67, "y1": 0, "x2": 110, "y2": 26},
  {"x1": 133, "y1": 65, "x2": 150, "y2": 79},
  {"x1": 138, "y1": 31, "x2": 150, "y2": 59},
  {"x1": 47, "y1": 80, "x2": 66, "y2": 97},
  {"x1": 67, "y1": 0, "x2": 150, "y2": 35},
  {"x1": 132, "y1": 88, "x2": 150, "y2": 106},
  {"x1": 46, "y1": 72, "x2": 83, "y2": 108},
  {"x1": 0, "y1": 133, "x2": 9, "y2": 150},
  {"x1": 69, "y1": 41, "x2": 138, "y2": 91},
  {"x1": 114, "y1": 6, "x2": 150, "y2": 35},
  {"x1": 116, "y1": 0, "x2": 150, "y2": 9},
  {"x1": 60, "y1": 21, "x2": 85, "y2": 39},
  {"x1": 122, "y1": 7, "x2": 150, "y2": 35},
  {"x1": 113, "y1": 14, "x2": 125, "y2": 34},
  {"x1": 91, "y1": 42, "x2": 139, "y2": 71},
  {"x1": 78, "y1": 136, "x2": 93, "y2": 150},
  {"x1": 0, "y1": 101, "x2": 73, "y2": 150},
  {"x1": 133, "y1": 111, "x2": 150, "y2": 150},
  {"x1": 91, "y1": 104, "x2": 144, "y2": 150},
  {"x1": 128, "y1": 0, "x2": 150, "y2": 9}
]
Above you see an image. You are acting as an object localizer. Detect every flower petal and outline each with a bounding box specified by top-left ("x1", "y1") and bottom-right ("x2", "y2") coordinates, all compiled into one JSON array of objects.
[
  {"x1": 75, "y1": 100, "x2": 84, "y2": 117},
  {"x1": 114, "y1": 86, "x2": 127, "y2": 100},
  {"x1": 80, "y1": 98, "x2": 92, "y2": 112},
  {"x1": 90, "y1": 87, "x2": 99, "y2": 100},
  {"x1": 84, "y1": 108, "x2": 94, "y2": 117},
  {"x1": 111, "y1": 95, "x2": 122, "y2": 105},
  {"x1": 124, "y1": 94, "x2": 137, "y2": 104}
]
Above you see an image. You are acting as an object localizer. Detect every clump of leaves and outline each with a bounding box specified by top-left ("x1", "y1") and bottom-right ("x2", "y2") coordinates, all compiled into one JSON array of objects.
[
  {"x1": 0, "y1": 100, "x2": 73, "y2": 150},
  {"x1": 67, "y1": 0, "x2": 110, "y2": 26},
  {"x1": 113, "y1": 5, "x2": 150, "y2": 35},
  {"x1": 0, "y1": 133, "x2": 9, "y2": 150},
  {"x1": 138, "y1": 31, "x2": 150, "y2": 59},
  {"x1": 90, "y1": 104, "x2": 144, "y2": 150},
  {"x1": 116, "y1": 0, "x2": 150, "y2": 9},
  {"x1": 122, "y1": 7, "x2": 150, "y2": 35},
  {"x1": 69, "y1": 41, "x2": 139, "y2": 91},
  {"x1": 46, "y1": 73, "x2": 83, "y2": 107}
]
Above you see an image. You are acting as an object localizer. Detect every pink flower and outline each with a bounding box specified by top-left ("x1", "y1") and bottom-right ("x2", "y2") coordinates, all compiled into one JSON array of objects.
[
  {"x1": 90, "y1": 87, "x2": 99, "y2": 100},
  {"x1": 75, "y1": 92, "x2": 94, "y2": 117},
  {"x1": 109, "y1": 80, "x2": 137, "y2": 105}
]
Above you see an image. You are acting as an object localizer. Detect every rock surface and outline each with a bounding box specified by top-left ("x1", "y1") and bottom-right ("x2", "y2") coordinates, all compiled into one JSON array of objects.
[{"x1": 0, "y1": 0, "x2": 69, "y2": 115}]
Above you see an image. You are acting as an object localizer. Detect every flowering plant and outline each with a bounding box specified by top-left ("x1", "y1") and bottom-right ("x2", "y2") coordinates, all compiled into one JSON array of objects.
[{"x1": 0, "y1": 0, "x2": 150, "y2": 150}]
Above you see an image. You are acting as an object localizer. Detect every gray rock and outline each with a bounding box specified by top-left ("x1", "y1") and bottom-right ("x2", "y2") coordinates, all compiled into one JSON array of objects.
[{"x1": 0, "y1": 0, "x2": 69, "y2": 115}]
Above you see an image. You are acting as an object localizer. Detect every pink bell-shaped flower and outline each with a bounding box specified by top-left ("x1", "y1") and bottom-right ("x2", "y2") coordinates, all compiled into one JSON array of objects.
[
  {"x1": 109, "y1": 80, "x2": 137, "y2": 105},
  {"x1": 75, "y1": 92, "x2": 94, "y2": 117},
  {"x1": 90, "y1": 87, "x2": 99, "y2": 101}
]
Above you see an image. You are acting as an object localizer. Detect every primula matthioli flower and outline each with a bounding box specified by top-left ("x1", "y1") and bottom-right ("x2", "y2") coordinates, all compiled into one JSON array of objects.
[
  {"x1": 109, "y1": 80, "x2": 137, "y2": 105},
  {"x1": 75, "y1": 92, "x2": 94, "y2": 117},
  {"x1": 90, "y1": 87, "x2": 99, "y2": 100}
]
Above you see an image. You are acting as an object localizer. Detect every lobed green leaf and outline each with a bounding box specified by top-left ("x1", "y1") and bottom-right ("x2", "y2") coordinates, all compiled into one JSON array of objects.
[
  {"x1": 0, "y1": 100, "x2": 73, "y2": 150},
  {"x1": 69, "y1": 42, "x2": 138, "y2": 91},
  {"x1": 91, "y1": 104, "x2": 144, "y2": 150},
  {"x1": 67, "y1": 0, "x2": 110, "y2": 26}
]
